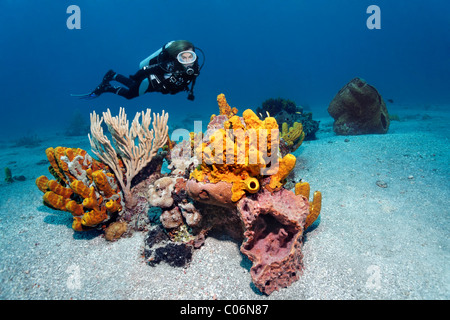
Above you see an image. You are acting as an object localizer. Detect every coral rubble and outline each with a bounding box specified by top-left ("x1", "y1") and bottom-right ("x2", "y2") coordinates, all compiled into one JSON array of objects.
[{"x1": 328, "y1": 77, "x2": 390, "y2": 135}]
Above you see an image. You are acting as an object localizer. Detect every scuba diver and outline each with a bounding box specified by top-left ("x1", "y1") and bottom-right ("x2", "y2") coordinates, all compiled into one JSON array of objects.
[{"x1": 72, "y1": 40, "x2": 204, "y2": 101}]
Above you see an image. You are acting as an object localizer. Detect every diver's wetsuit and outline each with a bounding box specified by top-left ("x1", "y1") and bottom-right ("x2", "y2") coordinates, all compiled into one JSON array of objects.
[{"x1": 102, "y1": 47, "x2": 199, "y2": 100}]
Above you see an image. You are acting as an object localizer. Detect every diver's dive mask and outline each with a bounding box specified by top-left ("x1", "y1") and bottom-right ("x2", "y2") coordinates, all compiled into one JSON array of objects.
[
  {"x1": 177, "y1": 50, "x2": 197, "y2": 75},
  {"x1": 177, "y1": 50, "x2": 197, "y2": 65}
]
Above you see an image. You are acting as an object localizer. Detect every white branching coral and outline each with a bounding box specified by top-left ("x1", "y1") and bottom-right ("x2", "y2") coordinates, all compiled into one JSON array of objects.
[{"x1": 89, "y1": 107, "x2": 169, "y2": 208}]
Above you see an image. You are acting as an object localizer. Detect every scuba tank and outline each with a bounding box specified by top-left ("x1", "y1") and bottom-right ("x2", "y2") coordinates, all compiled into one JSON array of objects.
[
  {"x1": 139, "y1": 49, "x2": 161, "y2": 69},
  {"x1": 139, "y1": 42, "x2": 171, "y2": 69},
  {"x1": 139, "y1": 41, "x2": 174, "y2": 69}
]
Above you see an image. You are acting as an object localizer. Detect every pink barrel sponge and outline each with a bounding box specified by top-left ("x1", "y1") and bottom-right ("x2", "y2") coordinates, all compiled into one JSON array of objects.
[{"x1": 237, "y1": 188, "x2": 309, "y2": 295}]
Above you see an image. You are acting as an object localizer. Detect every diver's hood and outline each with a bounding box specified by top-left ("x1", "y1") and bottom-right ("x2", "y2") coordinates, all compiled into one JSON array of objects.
[{"x1": 139, "y1": 41, "x2": 205, "y2": 72}]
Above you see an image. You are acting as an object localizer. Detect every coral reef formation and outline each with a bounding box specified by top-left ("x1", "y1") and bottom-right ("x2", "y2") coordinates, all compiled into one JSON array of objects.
[
  {"x1": 89, "y1": 107, "x2": 169, "y2": 209},
  {"x1": 35, "y1": 96, "x2": 321, "y2": 295},
  {"x1": 280, "y1": 122, "x2": 305, "y2": 157},
  {"x1": 182, "y1": 94, "x2": 322, "y2": 294},
  {"x1": 36, "y1": 107, "x2": 169, "y2": 234},
  {"x1": 328, "y1": 77, "x2": 390, "y2": 135},
  {"x1": 35, "y1": 147, "x2": 123, "y2": 231},
  {"x1": 256, "y1": 97, "x2": 320, "y2": 142},
  {"x1": 188, "y1": 99, "x2": 295, "y2": 204}
]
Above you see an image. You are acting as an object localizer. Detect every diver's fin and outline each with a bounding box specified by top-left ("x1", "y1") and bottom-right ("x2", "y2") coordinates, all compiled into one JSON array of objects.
[
  {"x1": 71, "y1": 81, "x2": 114, "y2": 100},
  {"x1": 70, "y1": 92, "x2": 99, "y2": 100}
]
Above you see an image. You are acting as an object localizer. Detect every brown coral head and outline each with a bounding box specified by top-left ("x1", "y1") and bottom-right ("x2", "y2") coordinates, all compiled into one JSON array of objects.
[
  {"x1": 104, "y1": 222, "x2": 127, "y2": 241},
  {"x1": 327, "y1": 77, "x2": 390, "y2": 135},
  {"x1": 186, "y1": 179, "x2": 235, "y2": 208},
  {"x1": 179, "y1": 202, "x2": 202, "y2": 227},
  {"x1": 237, "y1": 189, "x2": 309, "y2": 295},
  {"x1": 148, "y1": 177, "x2": 176, "y2": 208},
  {"x1": 160, "y1": 207, "x2": 183, "y2": 229}
]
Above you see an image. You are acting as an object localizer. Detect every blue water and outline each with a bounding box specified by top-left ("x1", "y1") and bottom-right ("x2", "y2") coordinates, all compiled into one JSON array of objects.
[{"x1": 0, "y1": 0, "x2": 449, "y2": 139}]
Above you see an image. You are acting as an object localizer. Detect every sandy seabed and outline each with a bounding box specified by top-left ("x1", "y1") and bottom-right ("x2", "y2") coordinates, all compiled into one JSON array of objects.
[{"x1": 0, "y1": 104, "x2": 448, "y2": 300}]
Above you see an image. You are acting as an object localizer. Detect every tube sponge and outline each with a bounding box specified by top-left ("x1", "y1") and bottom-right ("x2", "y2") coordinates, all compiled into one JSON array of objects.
[
  {"x1": 305, "y1": 191, "x2": 322, "y2": 229},
  {"x1": 267, "y1": 154, "x2": 297, "y2": 191},
  {"x1": 294, "y1": 181, "x2": 310, "y2": 199},
  {"x1": 82, "y1": 207, "x2": 108, "y2": 227},
  {"x1": 191, "y1": 94, "x2": 297, "y2": 204},
  {"x1": 281, "y1": 122, "x2": 304, "y2": 146},
  {"x1": 4, "y1": 167, "x2": 13, "y2": 183},
  {"x1": 36, "y1": 176, "x2": 49, "y2": 193},
  {"x1": 295, "y1": 181, "x2": 322, "y2": 230},
  {"x1": 36, "y1": 146, "x2": 123, "y2": 232},
  {"x1": 217, "y1": 93, "x2": 238, "y2": 118},
  {"x1": 244, "y1": 177, "x2": 260, "y2": 194}
]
